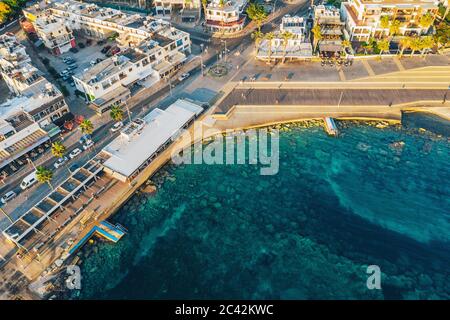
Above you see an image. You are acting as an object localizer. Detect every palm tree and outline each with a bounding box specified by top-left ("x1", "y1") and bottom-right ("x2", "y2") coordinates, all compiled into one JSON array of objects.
[
  {"x1": 264, "y1": 32, "x2": 275, "y2": 62},
  {"x1": 379, "y1": 15, "x2": 390, "y2": 38},
  {"x1": 419, "y1": 13, "x2": 434, "y2": 34},
  {"x1": 280, "y1": 31, "x2": 294, "y2": 63},
  {"x1": 218, "y1": 0, "x2": 226, "y2": 34},
  {"x1": 36, "y1": 166, "x2": 54, "y2": 190},
  {"x1": 110, "y1": 104, "x2": 124, "y2": 122},
  {"x1": 389, "y1": 20, "x2": 401, "y2": 37},
  {"x1": 246, "y1": 3, "x2": 268, "y2": 32},
  {"x1": 201, "y1": 0, "x2": 208, "y2": 15},
  {"x1": 362, "y1": 41, "x2": 373, "y2": 54},
  {"x1": 420, "y1": 36, "x2": 435, "y2": 56},
  {"x1": 399, "y1": 37, "x2": 411, "y2": 56},
  {"x1": 311, "y1": 25, "x2": 322, "y2": 53},
  {"x1": 80, "y1": 119, "x2": 94, "y2": 135},
  {"x1": 51, "y1": 141, "x2": 66, "y2": 159},
  {"x1": 251, "y1": 30, "x2": 264, "y2": 54},
  {"x1": 409, "y1": 37, "x2": 422, "y2": 56},
  {"x1": 342, "y1": 39, "x2": 352, "y2": 53},
  {"x1": 377, "y1": 39, "x2": 390, "y2": 55}
]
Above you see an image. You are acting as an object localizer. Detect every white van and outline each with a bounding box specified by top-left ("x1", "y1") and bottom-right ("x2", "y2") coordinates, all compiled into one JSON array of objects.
[{"x1": 20, "y1": 171, "x2": 38, "y2": 190}]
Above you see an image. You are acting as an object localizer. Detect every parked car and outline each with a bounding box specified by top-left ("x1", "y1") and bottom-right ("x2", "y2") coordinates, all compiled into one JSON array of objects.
[
  {"x1": 1, "y1": 191, "x2": 16, "y2": 204},
  {"x1": 250, "y1": 74, "x2": 258, "y2": 81},
  {"x1": 101, "y1": 45, "x2": 111, "y2": 54},
  {"x1": 20, "y1": 171, "x2": 37, "y2": 190},
  {"x1": 90, "y1": 60, "x2": 97, "y2": 66},
  {"x1": 54, "y1": 156, "x2": 69, "y2": 169},
  {"x1": 110, "y1": 121, "x2": 123, "y2": 132},
  {"x1": 111, "y1": 47, "x2": 121, "y2": 56},
  {"x1": 178, "y1": 73, "x2": 190, "y2": 82},
  {"x1": 69, "y1": 47, "x2": 79, "y2": 53},
  {"x1": 97, "y1": 40, "x2": 106, "y2": 46},
  {"x1": 63, "y1": 57, "x2": 74, "y2": 63},
  {"x1": 82, "y1": 140, "x2": 94, "y2": 150},
  {"x1": 69, "y1": 148, "x2": 82, "y2": 159},
  {"x1": 67, "y1": 64, "x2": 78, "y2": 70},
  {"x1": 59, "y1": 70, "x2": 70, "y2": 77}
]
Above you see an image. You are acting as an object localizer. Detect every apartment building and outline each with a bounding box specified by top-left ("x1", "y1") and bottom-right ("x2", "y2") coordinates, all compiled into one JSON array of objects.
[
  {"x1": 0, "y1": 33, "x2": 47, "y2": 96},
  {"x1": 24, "y1": 0, "x2": 191, "y2": 50},
  {"x1": 33, "y1": 13, "x2": 76, "y2": 55},
  {"x1": 314, "y1": 5, "x2": 344, "y2": 54},
  {"x1": 205, "y1": 0, "x2": 248, "y2": 34},
  {"x1": 73, "y1": 50, "x2": 160, "y2": 114},
  {"x1": 154, "y1": 0, "x2": 201, "y2": 17},
  {"x1": 0, "y1": 83, "x2": 69, "y2": 176},
  {"x1": 340, "y1": 0, "x2": 439, "y2": 41},
  {"x1": 256, "y1": 15, "x2": 312, "y2": 61}
]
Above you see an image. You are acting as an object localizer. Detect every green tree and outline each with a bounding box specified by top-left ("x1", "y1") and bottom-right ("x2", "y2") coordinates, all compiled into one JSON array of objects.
[
  {"x1": 251, "y1": 30, "x2": 264, "y2": 53},
  {"x1": 389, "y1": 20, "x2": 401, "y2": 37},
  {"x1": 311, "y1": 25, "x2": 323, "y2": 52},
  {"x1": 80, "y1": 119, "x2": 94, "y2": 135},
  {"x1": 409, "y1": 37, "x2": 422, "y2": 56},
  {"x1": 246, "y1": 3, "x2": 268, "y2": 32},
  {"x1": 398, "y1": 37, "x2": 411, "y2": 56},
  {"x1": 434, "y1": 22, "x2": 450, "y2": 49},
  {"x1": 201, "y1": 0, "x2": 208, "y2": 18},
  {"x1": 51, "y1": 141, "x2": 66, "y2": 159},
  {"x1": 36, "y1": 166, "x2": 54, "y2": 190},
  {"x1": 377, "y1": 39, "x2": 390, "y2": 55},
  {"x1": 419, "y1": 13, "x2": 434, "y2": 33},
  {"x1": 0, "y1": 2, "x2": 12, "y2": 23},
  {"x1": 379, "y1": 15, "x2": 390, "y2": 38},
  {"x1": 280, "y1": 31, "x2": 294, "y2": 63},
  {"x1": 420, "y1": 36, "x2": 434, "y2": 56},
  {"x1": 110, "y1": 104, "x2": 124, "y2": 122}
]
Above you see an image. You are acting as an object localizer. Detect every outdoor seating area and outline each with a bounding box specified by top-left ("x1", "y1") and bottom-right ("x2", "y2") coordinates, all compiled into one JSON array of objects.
[{"x1": 2, "y1": 155, "x2": 109, "y2": 260}]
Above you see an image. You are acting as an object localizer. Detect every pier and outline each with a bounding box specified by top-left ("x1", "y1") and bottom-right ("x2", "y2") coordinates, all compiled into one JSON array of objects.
[
  {"x1": 323, "y1": 117, "x2": 339, "y2": 136},
  {"x1": 68, "y1": 221, "x2": 126, "y2": 256}
]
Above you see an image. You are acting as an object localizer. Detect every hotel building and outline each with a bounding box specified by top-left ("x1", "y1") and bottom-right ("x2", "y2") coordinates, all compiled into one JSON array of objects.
[
  {"x1": 205, "y1": 0, "x2": 248, "y2": 34},
  {"x1": 314, "y1": 5, "x2": 345, "y2": 54},
  {"x1": 256, "y1": 15, "x2": 312, "y2": 61},
  {"x1": 340, "y1": 0, "x2": 439, "y2": 41},
  {"x1": 33, "y1": 13, "x2": 76, "y2": 55},
  {"x1": 154, "y1": 0, "x2": 201, "y2": 18}
]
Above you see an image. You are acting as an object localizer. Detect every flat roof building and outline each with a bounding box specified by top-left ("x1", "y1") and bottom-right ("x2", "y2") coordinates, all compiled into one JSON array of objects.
[{"x1": 101, "y1": 99, "x2": 203, "y2": 182}]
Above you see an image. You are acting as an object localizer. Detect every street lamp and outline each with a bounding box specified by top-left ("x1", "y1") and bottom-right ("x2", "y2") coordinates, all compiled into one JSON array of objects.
[
  {"x1": 192, "y1": 55, "x2": 204, "y2": 77},
  {"x1": 220, "y1": 40, "x2": 227, "y2": 63}
]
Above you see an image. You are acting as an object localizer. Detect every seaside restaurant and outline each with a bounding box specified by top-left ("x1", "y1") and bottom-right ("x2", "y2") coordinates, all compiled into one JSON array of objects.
[{"x1": 100, "y1": 99, "x2": 204, "y2": 183}]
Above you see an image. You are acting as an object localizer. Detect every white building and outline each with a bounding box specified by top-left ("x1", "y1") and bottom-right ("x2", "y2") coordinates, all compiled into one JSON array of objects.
[
  {"x1": 0, "y1": 84, "x2": 69, "y2": 174},
  {"x1": 256, "y1": 15, "x2": 312, "y2": 61},
  {"x1": 340, "y1": 0, "x2": 439, "y2": 41},
  {"x1": 205, "y1": 0, "x2": 248, "y2": 34},
  {"x1": 101, "y1": 99, "x2": 204, "y2": 182},
  {"x1": 0, "y1": 33, "x2": 46, "y2": 96},
  {"x1": 73, "y1": 50, "x2": 160, "y2": 114},
  {"x1": 154, "y1": 0, "x2": 201, "y2": 19},
  {"x1": 314, "y1": 5, "x2": 344, "y2": 54},
  {"x1": 33, "y1": 13, "x2": 76, "y2": 55},
  {"x1": 24, "y1": 0, "x2": 191, "y2": 52}
]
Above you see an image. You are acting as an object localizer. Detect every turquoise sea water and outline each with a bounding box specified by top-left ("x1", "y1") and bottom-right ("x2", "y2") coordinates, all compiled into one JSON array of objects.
[{"x1": 74, "y1": 117, "x2": 450, "y2": 300}]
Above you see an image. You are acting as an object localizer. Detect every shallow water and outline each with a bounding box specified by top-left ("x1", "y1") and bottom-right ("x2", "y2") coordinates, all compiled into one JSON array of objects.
[{"x1": 74, "y1": 119, "x2": 450, "y2": 300}]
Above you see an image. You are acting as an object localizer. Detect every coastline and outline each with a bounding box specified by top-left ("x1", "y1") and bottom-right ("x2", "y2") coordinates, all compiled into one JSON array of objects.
[
  {"x1": 15, "y1": 107, "x2": 449, "y2": 299},
  {"x1": 69, "y1": 114, "x2": 450, "y2": 300}
]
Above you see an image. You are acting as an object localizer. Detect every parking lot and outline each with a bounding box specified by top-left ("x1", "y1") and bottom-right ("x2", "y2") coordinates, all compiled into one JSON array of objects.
[{"x1": 39, "y1": 35, "x2": 116, "y2": 96}]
